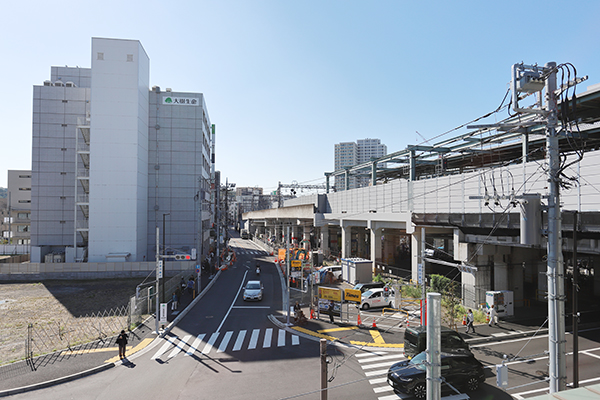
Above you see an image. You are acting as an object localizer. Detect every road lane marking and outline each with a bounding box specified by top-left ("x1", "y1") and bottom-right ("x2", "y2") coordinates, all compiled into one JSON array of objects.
[
  {"x1": 185, "y1": 334, "x2": 206, "y2": 356},
  {"x1": 215, "y1": 270, "x2": 248, "y2": 333},
  {"x1": 151, "y1": 336, "x2": 177, "y2": 360},
  {"x1": 202, "y1": 332, "x2": 219, "y2": 354},
  {"x1": 358, "y1": 354, "x2": 405, "y2": 363},
  {"x1": 233, "y1": 330, "x2": 246, "y2": 351},
  {"x1": 361, "y1": 359, "x2": 400, "y2": 370},
  {"x1": 249, "y1": 329, "x2": 260, "y2": 349},
  {"x1": 232, "y1": 306, "x2": 271, "y2": 309},
  {"x1": 263, "y1": 328, "x2": 273, "y2": 348},
  {"x1": 292, "y1": 335, "x2": 300, "y2": 345},
  {"x1": 217, "y1": 331, "x2": 233, "y2": 353},
  {"x1": 278, "y1": 329, "x2": 286, "y2": 347},
  {"x1": 317, "y1": 326, "x2": 359, "y2": 333},
  {"x1": 356, "y1": 351, "x2": 388, "y2": 357},
  {"x1": 168, "y1": 334, "x2": 191, "y2": 358},
  {"x1": 369, "y1": 330, "x2": 386, "y2": 344}
]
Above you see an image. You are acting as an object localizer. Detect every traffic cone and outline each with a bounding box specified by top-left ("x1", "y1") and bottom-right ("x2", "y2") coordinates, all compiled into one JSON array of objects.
[
  {"x1": 486, "y1": 314, "x2": 490, "y2": 324},
  {"x1": 462, "y1": 315, "x2": 467, "y2": 326},
  {"x1": 372, "y1": 318, "x2": 377, "y2": 329},
  {"x1": 406, "y1": 316, "x2": 409, "y2": 327},
  {"x1": 310, "y1": 309, "x2": 314, "y2": 319},
  {"x1": 357, "y1": 313, "x2": 362, "y2": 326}
]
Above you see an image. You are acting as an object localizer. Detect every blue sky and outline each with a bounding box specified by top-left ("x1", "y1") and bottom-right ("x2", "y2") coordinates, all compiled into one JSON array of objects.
[{"x1": 1, "y1": 0, "x2": 599, "y2": 193}]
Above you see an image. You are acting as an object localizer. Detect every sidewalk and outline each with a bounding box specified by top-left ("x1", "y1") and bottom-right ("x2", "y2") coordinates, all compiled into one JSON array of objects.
[{"x1": 0, "y1": 271, "x2": 213, "y2": 397}]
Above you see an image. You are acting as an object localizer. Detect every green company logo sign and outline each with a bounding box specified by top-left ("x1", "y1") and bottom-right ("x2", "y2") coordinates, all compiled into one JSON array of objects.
[{"x1": 162, "y1": 96, "x2": 200, "y2": 106}]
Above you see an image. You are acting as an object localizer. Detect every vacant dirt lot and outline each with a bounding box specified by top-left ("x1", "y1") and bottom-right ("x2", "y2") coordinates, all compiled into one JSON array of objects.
[{"x1": 0, "y1": 279, "x2": 141, "y2": 365}]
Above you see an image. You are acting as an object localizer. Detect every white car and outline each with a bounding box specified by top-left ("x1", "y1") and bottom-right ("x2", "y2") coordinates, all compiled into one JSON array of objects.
[
  {"x1": 318, "y1": 265, "x2": 342, "y2": 282},
  {"x1": 360, "y1": 288, "x2": 395, "y2": 310},
  {"x1": 243, "y1": 280, "x2": 263, "y2": 301}
]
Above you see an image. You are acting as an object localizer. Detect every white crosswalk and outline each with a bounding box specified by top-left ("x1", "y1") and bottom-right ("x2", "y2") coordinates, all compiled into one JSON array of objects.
[
  {"x1": 355, "y1": 350, "x2": 407, "y2": 399},
  {"x1": 151, "y1": 328, "x2": 300, "y2": 360},
  {"x1": 235, "y1": 250, "x2": 267, "y2": 256}
]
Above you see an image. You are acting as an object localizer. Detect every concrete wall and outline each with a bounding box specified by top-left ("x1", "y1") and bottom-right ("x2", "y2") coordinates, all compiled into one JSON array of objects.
[
  {"x1": 0, "y1": 260, "x2": 195, "y2": 281},
  {"x1": 88, "y1": 38, "x2": 150, "y2": 262}
]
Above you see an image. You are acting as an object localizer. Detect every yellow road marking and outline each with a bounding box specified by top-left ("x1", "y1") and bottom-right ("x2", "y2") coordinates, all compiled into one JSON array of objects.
[
  {"x1": 291, "y1": 326, "x2": 338, "y2": 341},
  {"x1": 349, "y1": 341, "x2": 404, "y2": 348},
  {"x1": 317, "y1": 327, "x2": 359, "y2": 333},
  {"x1": 369, "y1": 329, "x2": 385, "y2": 344},
  {"x1": 104, "y1": 338, "x2": 154, "y2": 363}
]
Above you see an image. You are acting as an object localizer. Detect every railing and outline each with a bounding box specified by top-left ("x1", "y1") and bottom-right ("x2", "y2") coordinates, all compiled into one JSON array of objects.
[{"x1": 22, "y1": 287, "x2": 151, "y2": 367}]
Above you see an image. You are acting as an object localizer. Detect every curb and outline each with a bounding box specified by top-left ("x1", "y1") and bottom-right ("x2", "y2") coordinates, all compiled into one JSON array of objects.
[
  {"x1": 160, "y1": 270, "x2": 222, "y2": 338},
  {"x1": 0, "y1": 363, "x2": 114, "y2": 398}
]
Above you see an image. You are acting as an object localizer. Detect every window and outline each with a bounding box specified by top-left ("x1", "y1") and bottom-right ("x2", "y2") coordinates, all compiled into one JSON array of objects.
[
  {"x1": 19, "y1": 187, "x2": 31, "y2": 191},
  {"x1": 97, "y1": 52, "x2": 104, "y2": 60},
  {"x1": 17, "y1": 225, "x2": 29, "y2": 232},
  {"x1": 17, "y1": 213, "x2": 30, "y2": 220},
  {"x1": 19, "y1": 175, "x2": 31, "y2": 178},
  {"x1": 18, "y1": 200, "x2": 31, "y2": 203}
]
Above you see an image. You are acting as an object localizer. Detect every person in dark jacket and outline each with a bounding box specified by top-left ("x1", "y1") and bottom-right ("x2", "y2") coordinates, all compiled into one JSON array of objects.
[{"x1": 116, "y1": 330, "x2": 129, "y2": 359}]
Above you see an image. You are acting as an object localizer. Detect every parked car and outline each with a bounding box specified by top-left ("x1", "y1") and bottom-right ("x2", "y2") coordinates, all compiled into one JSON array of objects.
[
  {"x1": 353, "y1": 282, "x2": 385, "y2": 293},
  {"x1": 387, "y1": 351, "x2": 486, "y2": 399},
  {"x1": 318, "y1": 265, "x2": 342, "y2": 283},
  {"x1": 360, "y1": 287, "x2": 395, "y2": 310},
  {"x1": 242, "y1": 280, "x2": 263, "y2": 301},
  {"x1": 241, "y1": 230, "x2": 249, "y2": 239},
  {"x1": 403, "y1": 325, "x2": 471, "y2": 359}
]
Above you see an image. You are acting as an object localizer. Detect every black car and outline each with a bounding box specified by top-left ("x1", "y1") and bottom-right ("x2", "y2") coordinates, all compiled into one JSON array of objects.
[
  {"x1": 404, "y1": 325, "x2": 471, "y2": 359},
  {"x1": 387, "y1": 351, "x2": 485, "y2": 399}
]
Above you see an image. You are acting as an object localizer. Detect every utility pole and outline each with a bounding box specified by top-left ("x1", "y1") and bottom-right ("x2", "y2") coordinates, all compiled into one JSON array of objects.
[
  {"x1": 320, "y1": 338, "x2": 328, "y2": 400},
  {"x1": 155, "y1": 226, "x2": 160, "y2": 335},
  {"x1": 544, "y1": 61, "x2": 567, "y2": 393},
  {"x1": 426, "y1": 292, "x2": 441, "y2": 400},
  {"x1": 162, "y1": 213, "x2": 169, "y2": 304},
  {"x1": 572, "y1": 211, "x2": 579, "y2": 388}
]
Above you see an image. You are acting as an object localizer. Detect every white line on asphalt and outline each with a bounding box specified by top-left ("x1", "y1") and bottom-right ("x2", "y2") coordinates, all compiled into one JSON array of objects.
[
  {"x1": 185, "y1": 334, "x2": 206, "y2": 356},
  {"x1": 292, "y1": 335, "x2": 300, "y2": 345},
  {"x1": 361, "y1": 360, "x2": 402, "y2": 370},
  {"x1": 232, "y1": 330, "x2": 246, "y2": 351},
  {"x1": 249, "y1": 329, "x2": 260, "y2": 349},
  {"x1": 365, "y1": 368, "x2": 388, "y2": 377},
  {"x1": 215, "y1": 270, "x2": 248, "y2": 334},
  {"x1": 358, "y1": 354, "x2": 405, "y2": 363},
  {"x1": 202, "y1": 332, "x2": 219, "y2": 354},
  {"x1": 263, "y1": 328, "x2": 273, "y2": 348},
  {"x1": 232, "y1": 306, "x2": 271, "y2": 309},
  {"x1": 356, "y1": 351, "x2": 388, "y2": 358},
  {"x1": 151, "y1": 336, "x2": 177, "y2": 360},
  {"x1": 373, "y1": 385, "x2": 394, "y2": 393},
  {"x1": 217, "y1": 331, "x2": 233, "y2": 353},
  {"x1": 278, "y1": 329, "x2": 286, "y2": 347},
  {"x1": 369, "y1": 377, "x2": 387, "y2": 385},
  {"x1": 168, "y1": 334, "x2": 191, "y2": 358}
]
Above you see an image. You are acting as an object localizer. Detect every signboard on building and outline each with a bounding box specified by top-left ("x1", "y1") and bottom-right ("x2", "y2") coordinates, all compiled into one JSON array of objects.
[{"x1": 162, "y1": 96, "x2": 200, "y2": 106}]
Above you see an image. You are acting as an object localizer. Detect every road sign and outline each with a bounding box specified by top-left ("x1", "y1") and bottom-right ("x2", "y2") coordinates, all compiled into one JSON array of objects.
[
  {"x1": 158, "y1": 260, "x2": 163, "y2": 279},
  {"x1": 159, "y1": 303, "x2": 168, "y2": 324},
  {"x1": 417, "y1": 263, "x2": 423, "y2": 285}
]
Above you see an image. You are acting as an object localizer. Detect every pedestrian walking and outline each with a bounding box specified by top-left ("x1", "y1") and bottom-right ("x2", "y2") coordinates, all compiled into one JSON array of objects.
[
  {"x1": 171, "y1": 292, "x2": 178, "y2": 310},
  {"x1": 488, "y1": 304, "x2": 498, "y2": 326},
  {"x1": 116, "y1": 330, "x2": 129, "y2": 359},
  {"x1": 328, "y1": 300, "x2": 335, "y2": 323},
  {"x1": 187, "y1": 278, "x2": 194, "y2": 295},
  {"x1": 466, "y1": 309, "x2": 475, "y2": 333}
]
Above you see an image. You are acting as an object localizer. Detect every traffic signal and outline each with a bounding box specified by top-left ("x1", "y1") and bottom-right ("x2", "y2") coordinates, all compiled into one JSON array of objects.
[{"x1": 175, "y1": 254, "x2": 191, "y2": 260}]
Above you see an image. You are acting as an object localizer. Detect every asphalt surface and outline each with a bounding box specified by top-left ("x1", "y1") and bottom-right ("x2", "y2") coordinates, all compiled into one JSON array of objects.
[{"x1": 1, "y1": 241, "x2": 593, "y2": 398}]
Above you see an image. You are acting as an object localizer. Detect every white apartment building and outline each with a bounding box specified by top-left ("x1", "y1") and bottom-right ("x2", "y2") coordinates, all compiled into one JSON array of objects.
[
  {"x1": 31, "y1": 38, "x2": 212, "y2": 263},
  {"x1": 334, "y1": 139, "x2": 387, "y2": 190}
]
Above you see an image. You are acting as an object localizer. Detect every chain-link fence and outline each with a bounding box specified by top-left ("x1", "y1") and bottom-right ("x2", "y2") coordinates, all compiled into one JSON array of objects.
[{"x1": 24, "y1": 286, "x2": 154, "y2": 363}]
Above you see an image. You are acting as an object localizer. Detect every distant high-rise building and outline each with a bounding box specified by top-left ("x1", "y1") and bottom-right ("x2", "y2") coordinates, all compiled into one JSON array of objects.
[{"x1": 334, "y1": 138, "x2": 387, "y2": 190}]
